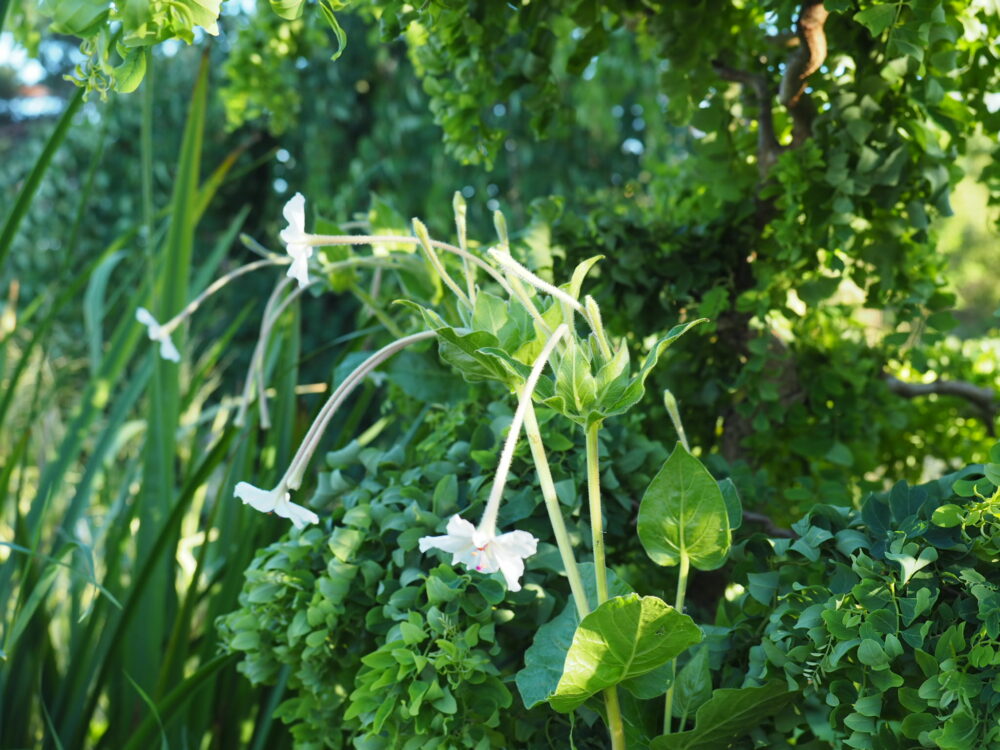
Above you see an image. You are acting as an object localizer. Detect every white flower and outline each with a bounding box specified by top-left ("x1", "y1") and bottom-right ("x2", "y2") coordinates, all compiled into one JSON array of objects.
[
  {"x1": 234, "y1": 481, "x2": 319, "y2": 530},
  {"x1": 135, "y1": 307, "x2": 181, "y2": 363},
  {"x1": 419, "y1": 514, "x2": 538, "y2": 592},
  {"x1": 279, "y1": 193, "x2": 313, "y2": 289}
]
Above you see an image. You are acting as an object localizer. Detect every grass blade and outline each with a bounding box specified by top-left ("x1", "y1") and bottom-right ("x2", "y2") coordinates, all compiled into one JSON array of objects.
[{"x1": 0, "y1": 88, "x2": 85, "y2": 271}]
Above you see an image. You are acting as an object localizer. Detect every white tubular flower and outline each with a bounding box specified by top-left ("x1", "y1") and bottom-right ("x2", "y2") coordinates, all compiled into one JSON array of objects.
[
  {"x1": 419, "y1": 515, "x2": 538, "y2": 592},
  {"x1": 279, "y1": 192, "x2": 313, "y2": 289},
  {"x1": 419, "y1": 326, "x2": 567, "y2": 593},
  {"x1": 234, "y1": 481, "x2": 319, "y2": 530},
  {"x1": 135, "y1": 307, "x2": 181, "y2": 363}
]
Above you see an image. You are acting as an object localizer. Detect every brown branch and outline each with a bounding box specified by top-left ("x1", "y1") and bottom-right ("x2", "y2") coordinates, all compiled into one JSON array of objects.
[
  {"x1": 885, "y1": 375, "x2": 996, "y2": 410},
  {"x1": 742, "y1": 511, "x2": 797, "y2": 539},
  {"x1": 780, "y1": 0, "x2": 830, "y2": 144},
  {"x1": 885, "y1": 374, "x2": 998, "y2": 435},
  {"x1": 711, "y1": 59, "x2": 782, "y2": 178}
]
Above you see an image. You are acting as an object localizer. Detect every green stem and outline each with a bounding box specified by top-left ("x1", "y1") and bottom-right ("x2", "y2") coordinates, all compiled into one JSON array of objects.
[
  {"x1": 585, "y1": 422, "x2": 609, "y2": 604},
  {"x1": 521, "y1": 399, "x2": 589, "y2": 619},
  {"x1": 585, "y1": 420, "x2": 624, "y2": 748},
  {"x1": 604, "y1": 686, "x2": 627, "y2": 750},
  {"x1": 664, "y1": 551, "x2": 690, "y2": 734}
]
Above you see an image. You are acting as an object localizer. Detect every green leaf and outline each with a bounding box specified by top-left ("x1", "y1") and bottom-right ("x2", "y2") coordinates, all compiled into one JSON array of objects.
[
  {"x1": 553, "y1": 337, "x2": 597, "y2": 415},
  {"x1": 515, "y1": 564, "x2": 632, "y2": 709},
  {"x1": 269, "y1": 0, "x2": 304, "y2": 20},
  {"x1": 884, "y1": 541, "x2": 937, "y2": 586},
  {"x1": 638, "y1": 444, "x2": 731, "y2": 571},
  {"x1": 399, "y1": 301, "x2": 515, "y2": 386},
  {"x1": 619, "y1": 661, "x2": 672, "y2": 700},
  {"x1": 718, "y1": 478, "x2": 743, "y2": 531},
  {"x1": 549, "y1": 594, "x2": 701, "y2": 712},
  {"x1": 471, "y1": 291, "x2": 510, "y2": 337},
  {"x1": 47, "y1": 0, "x2": 108, "y2": 35},
  {"x1": 985, "y1": 462, "x2": 1000, "y2": 487},
  {"x1": 114, "y1": 47, "x2": 147, "y2": 94},
  {"x1": 673, "y1": 646, "x2": 712, "y2": 719},
  {"x1": 650, "y1": 683, "x2": 792, "y2": 749},
  {"x1": 318, "y1": 0, "x2": 348, "y2": 60},
  {"x1": 566, "y1": 255, "x2": 604, "y2": 300},
  {"x1": 931, "y1": 503, "x2": 964, "y2": 528},
  {"x1": 854, "y1": 5, "x2": 897, "y2": 36},
  {"x1": 603, "y1": 319, "x2": 707, "y2": 417},
  {"x1": 857, "y1": 638, "x2": 890, "y2": 669},
  {"x1": 0, "y1": 89, "x2": 84, "y2": 272}
]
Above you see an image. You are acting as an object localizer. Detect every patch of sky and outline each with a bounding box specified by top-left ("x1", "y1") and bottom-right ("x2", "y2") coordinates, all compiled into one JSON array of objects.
[{"x1": 621, "y1": 138, "x2": 644, "y2": 156}]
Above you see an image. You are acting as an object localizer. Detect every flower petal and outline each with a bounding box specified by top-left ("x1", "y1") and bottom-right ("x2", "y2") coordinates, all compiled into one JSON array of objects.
[
  {"x1": 285, "y1": 247, "x2": 312, "y2": 289},
  {"x1": 419, "y1": 514, "x2": 480, "y2": 567},
  {"x1": 135, "y1": 307, "x2": 158, "y2": 331},
  {"x1": 445, "y1": 514, "x2": 477, "y2": 538},
  {"x1": 282, "y1": 192, "x2": 306, "y2": 232},
  {"x1": 495, "y1": 550, "x2": 527, "y2": 592},
  {"x1": 492, "y1": 530, "x2": 537, "y2": 592},
  {"x1": 492, "y1": 530, "x2": 538, "y2": 559},
  {"x1": 158, "y1": 334, "x2": 181, "y2": 363},
  {"x1": 234, "y1": 481, "x2": 281, "y2": 513},
  {"x1": 273, "y1": 497, "x2": 320, "y2": 529}
]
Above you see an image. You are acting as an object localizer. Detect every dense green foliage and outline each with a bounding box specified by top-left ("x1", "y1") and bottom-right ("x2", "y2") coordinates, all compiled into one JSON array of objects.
[
  {"x1": 722, "y1": 446, "x2": 1000, "y2": 748},
  {"x1": 3, "y1": 0, "x2": 1000, "y2": 748}
]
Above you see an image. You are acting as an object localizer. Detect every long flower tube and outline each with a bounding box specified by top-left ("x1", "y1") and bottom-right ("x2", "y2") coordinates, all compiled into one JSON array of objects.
[
  {"x1": 419, "y1": 325, "x2": 568, "y2": 591},
  {"x1": 137, "y1": 258, "x2": 287, "y2": 363},
  {"x1": 235, "y1": 329, "x2": 438, "y2": 527}
]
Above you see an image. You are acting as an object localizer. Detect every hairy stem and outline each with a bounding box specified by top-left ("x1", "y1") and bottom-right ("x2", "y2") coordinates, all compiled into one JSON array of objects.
[
  {"x1": 604, "y1": 686, "x2": 627, "y2": 750},
  {"x1": 585, "y1": 421, "x2": 623, "y2": 747},
  {"x1": 522, "y1": 399, "x2": 589, "y2": 619},
  {"x1": 664, "y1": 551, "x2": 691, "y2": 734},
  {"x1": 478, "y1": 325, "x2": 568, "y2": 537},
  {"x1": 585, "y1": 421, "x2": 609, "y2": 604},
  {"x1": 281, "y1": 330, "x2": 437, "y2": 490}
]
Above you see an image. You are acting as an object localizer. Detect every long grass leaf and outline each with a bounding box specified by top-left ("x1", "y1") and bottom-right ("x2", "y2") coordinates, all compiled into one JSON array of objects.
[
  {"x1": 132, "y1": 55, "x2": 209, "y2": 713},
  {"x1": 83, "y1": 251, "x2": 127, "y2": 376},
  {"x1": 125, "y1": 673, "x2": 169, "y2": 750},
  {"x1": 3, "y1": 546, "x2": 72, "y2": 658},
  {"x1": 80, "y1": 428, "x2": 235, "y2": 744},
  {"x1": 121, "y1": 654, "x2": 237, "y2": 750},
  {"x1": 0, "y1": 88, "x2": 84, "y2": 271}
]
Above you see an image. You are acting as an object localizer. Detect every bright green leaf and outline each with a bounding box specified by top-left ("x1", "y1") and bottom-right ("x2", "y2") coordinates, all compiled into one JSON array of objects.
[
  {"x1": 638, "y1": 444, "x2": 731, "y2": 571},
  {"x1": 549, "y1": 594, "x2": 701, "y2": 712}
]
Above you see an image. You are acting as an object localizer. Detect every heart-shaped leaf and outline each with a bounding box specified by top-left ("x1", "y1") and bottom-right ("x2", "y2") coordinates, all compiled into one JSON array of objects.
[
  {"x1": 516, "y1": 564, "x2": 632, "y2": 709},
  {"x1": 549, "y1": 594, "x2": 701, "y2": 712},
  {"x1": 638, "y1": 443, "x2": 731, "y2": 571}
]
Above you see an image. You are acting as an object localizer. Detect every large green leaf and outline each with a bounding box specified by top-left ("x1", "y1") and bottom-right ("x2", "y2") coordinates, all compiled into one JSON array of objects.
[
  {"x1": 638, "y1": 444, "x2": 731, "y2": 571},
  {"x1": 602, "y1": 319, "x2": 706, "y2": 417},
  {"x1": 516, "y1": 564, "x2": 631, "y2": 710},
  {"x1": 672, "y1": 646, "x2": 712, "y2": 719},
  {"x1": 549, "y1": 594, "x2": 701, "y2": 713},
  {"x1": 0, "y1": 89, "x2": 84, "y2": 272},
  {"x1": 399, "y1": 301, "x2": 514, "y2": 385},
  {"x1": 650, "y1": 683, "x2": 792, "y2": 749}
]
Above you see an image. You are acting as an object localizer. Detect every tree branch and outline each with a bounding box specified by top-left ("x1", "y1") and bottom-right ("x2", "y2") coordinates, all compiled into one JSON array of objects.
[
  {"x1": 780, "y1": 0, "x2": 830, "y2": 144},
  {"x1": 885, "y1": 374, "x2": 998, "y2": 434},
  {"x1": 711, "y1": 59, "x2": 782, "y2": 178},
  {"x1": 742, "y1": 511, "x2": 797, "y2": 539}
]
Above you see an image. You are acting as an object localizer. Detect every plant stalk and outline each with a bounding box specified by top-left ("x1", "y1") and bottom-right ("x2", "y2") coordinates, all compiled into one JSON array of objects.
[
  {"x1": 585, "y1": 421, "x2": 609, "y2": 604},
  {"x1": 604, "y1": 686, "x2": 627, "y2": 750},
  {"x1": 585, "y1": 420, "x2": 624, "y2": 747},
  {"x1": 664, "y1": 551, "x2": 691, "y2": 734},
  {"x1": 521, "y1": 399, "x2": 589, "y2": 619}
]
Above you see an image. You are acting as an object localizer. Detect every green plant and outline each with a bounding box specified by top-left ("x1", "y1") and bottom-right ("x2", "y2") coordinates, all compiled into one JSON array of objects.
[{"x1": 718, "y1": 444, "x2": 1000, "y2": 749}]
